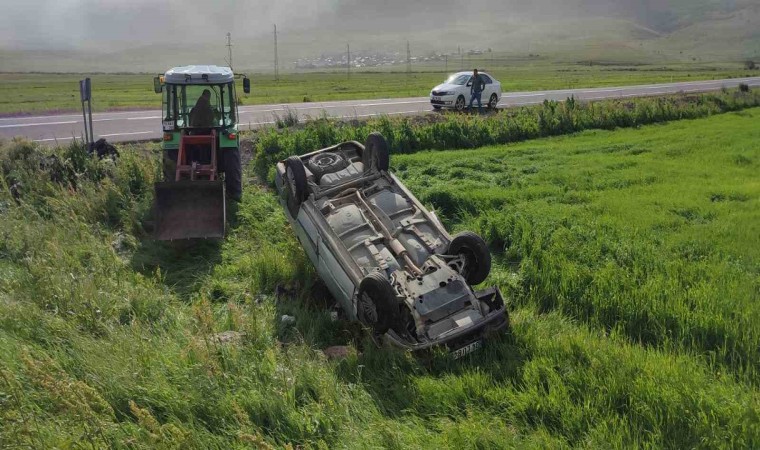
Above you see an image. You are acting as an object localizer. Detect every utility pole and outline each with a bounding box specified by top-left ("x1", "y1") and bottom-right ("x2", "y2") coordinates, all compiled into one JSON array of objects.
[
  {"x1": 346, "y1": 43, "x2": 350, "y2": 79},
  {"x1": 226, "y1": 32, "x2": 233, "y2": 70},
  {"x1": 273, "y1": 24, "x2": 279, "y2": 81},
  {"x1": 406, "y1": 41, "x2": 412, "y2": 76}
]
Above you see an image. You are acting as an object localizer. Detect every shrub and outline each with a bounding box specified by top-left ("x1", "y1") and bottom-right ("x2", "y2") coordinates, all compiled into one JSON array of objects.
[
  {"x1": 252, "y1": 88, "x2": 760, "y2": 183},
  {"x1": 274, "y1": 107, "x2": 300, "y2": 128}
]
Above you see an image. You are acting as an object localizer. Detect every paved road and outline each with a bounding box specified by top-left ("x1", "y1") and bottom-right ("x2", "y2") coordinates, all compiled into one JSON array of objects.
[{"x1": 2, "y1": 77, "x2": 759, "y2": 144}]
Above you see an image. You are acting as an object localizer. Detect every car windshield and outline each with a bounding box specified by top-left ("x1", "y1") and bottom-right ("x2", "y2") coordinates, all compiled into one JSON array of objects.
[{"x1": 445, "y1": 74, "x2": 472, "y2": 85}]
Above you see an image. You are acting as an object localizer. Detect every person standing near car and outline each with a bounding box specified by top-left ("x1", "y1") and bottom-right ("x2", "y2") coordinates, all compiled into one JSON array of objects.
[{"x1": 469, "y1": 68, "x2": 485, "y2": 112}]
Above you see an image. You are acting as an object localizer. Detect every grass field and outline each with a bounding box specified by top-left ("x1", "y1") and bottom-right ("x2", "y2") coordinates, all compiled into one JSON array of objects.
[
  {"x1": 1, "y1": 61, "x2": 756, "y2": 116},
  {"x1": 1, "y1": 106, "x2": 759, "y2": 447}
]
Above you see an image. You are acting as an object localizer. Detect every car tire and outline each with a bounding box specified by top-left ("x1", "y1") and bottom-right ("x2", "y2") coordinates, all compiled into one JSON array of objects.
[
  {"x1": 488, "y1": 94, "x2": 499, "y2": 110},
  {"x1": 363, "y1": 132, "x2": 390, "y2": 173},
  {"x1": 307, "y1": 151, "x2": 347, "y2": 178},
  {"x1": 358, "y1": 271, "x2": 399, "y2": 334},
  {"x1": 284, "y1": 156, "x2": 307, "y2": 217},
  {"x1": 448, "y1": 231, "x2": 491, "y2": 285},
  {"x1": 223, "y1": 148, "x2": 242, "y2": 202},
  {"x1": 455, "y1": 95, "x2": 466, "y2": 111}
]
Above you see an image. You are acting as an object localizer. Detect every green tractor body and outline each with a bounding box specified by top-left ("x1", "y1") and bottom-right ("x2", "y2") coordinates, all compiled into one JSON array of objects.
[{"x1": 152, "y1": 65, "x2": 250, "y2": 240}]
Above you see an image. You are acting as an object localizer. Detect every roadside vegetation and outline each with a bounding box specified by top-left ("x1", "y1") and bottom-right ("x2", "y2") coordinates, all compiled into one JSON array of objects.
[
  {"x1": 1, "y1": 105, "x2": 759, "y2": 447},
  {"x1": 253, "y1": 88, "x2": 760, "y2": 181},
  {"x1": 1, "y1": 61, "x2": 756, "y2": 115}
]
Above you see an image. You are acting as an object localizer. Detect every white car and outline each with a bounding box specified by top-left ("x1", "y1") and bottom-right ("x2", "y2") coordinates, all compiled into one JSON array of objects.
[
  {"x1": 430, "y1": 71, "x2": 502, "y2": 111},
  {"x1": 275, "y1": 133, "x2": 509, "y2": 355}
]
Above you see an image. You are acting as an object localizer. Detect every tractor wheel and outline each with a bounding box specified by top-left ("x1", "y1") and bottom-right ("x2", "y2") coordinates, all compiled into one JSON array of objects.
[
  {"x1": 223, "y1": 148, "x2": 242, "y2": 202},
  {"x1": 488, "y1": 94, "x2": 499, "y2": 110},
  {"x1": 362, "y1": 132, "x2": 390, "y2": 173},
  {"x1": 455, "y1": 95, "x2": 466, "y2": 111},
  {"x1": 163, "y1": 149, "x2": 178, "y2": 181},
  {"x1": 358, "y1": 271, "x2": 399, "y2": 334},
  {"x1": 285, "y1": 156, "x2": 308, "y2": 217},
  {"x1": 448, "y1": 231, "x2": 491, "y2": 285}
]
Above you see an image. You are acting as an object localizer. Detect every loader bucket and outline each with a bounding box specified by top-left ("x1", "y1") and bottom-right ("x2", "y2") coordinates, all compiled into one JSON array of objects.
[{"x1": 154, "y1": 180, "x2": 226, "y2": 240}]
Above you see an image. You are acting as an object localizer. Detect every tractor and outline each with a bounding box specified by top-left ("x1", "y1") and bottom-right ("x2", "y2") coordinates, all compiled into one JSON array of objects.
[{"x1": 152, "y1": 65, "x2": 250, "y2": 240}]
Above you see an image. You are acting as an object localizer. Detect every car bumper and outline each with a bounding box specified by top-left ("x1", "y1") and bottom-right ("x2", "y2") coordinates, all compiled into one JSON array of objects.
[
  {"x1": 430, "y1": 95, "x2": 457, "y2": 106},
  {"x1": 384, "y1": 286, "x2": 509, "y2": 352}
]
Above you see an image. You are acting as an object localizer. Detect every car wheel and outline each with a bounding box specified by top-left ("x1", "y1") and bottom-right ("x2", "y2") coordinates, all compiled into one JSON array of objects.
[
  {"x1": 488, "y1": 94, "x2": 499, "y2": 109},
  {"x1": 284, "y1": 156, "x2": 307, "y2": 217},
  {"x1": 223, "y1": 148, "x2": 242, "y2": 202},
  {"x1": 363, "y1": 132, "x2": 390, "y2": 173},
  {"x1": 448, "y1": 231, "x2": 491, "y2": 285},
  {"x1": 455, "y1": 95, "x2": 466, "y2": 111},
  {"x1": 307, "y1": 151, "x2": 347, "y2": 177},
  {"x1": 358, "y1": 271, "x2": 399, "y2": 334}
]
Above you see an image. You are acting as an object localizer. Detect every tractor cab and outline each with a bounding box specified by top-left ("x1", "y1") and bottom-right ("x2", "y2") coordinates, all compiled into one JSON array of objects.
[{"x1": 152, "y1": 65, "x2": 250, "y2": 241}]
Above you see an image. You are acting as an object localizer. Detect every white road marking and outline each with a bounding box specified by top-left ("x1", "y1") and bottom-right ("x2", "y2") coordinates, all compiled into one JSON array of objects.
[
  {"x1": 0, "y1": 120, "x2": 77, "y2": 128},
  {"x1": 33, "y1": 136, "x2": 76, "y2": 142},
  {"x1": 99, "y1": 131, "x2": 154, "y2": 137}
]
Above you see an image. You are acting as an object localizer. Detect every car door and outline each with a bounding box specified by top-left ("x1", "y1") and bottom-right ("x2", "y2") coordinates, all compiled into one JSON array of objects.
[{"x1": 480, "y1": 74, "x2": 494, "y2": 100}]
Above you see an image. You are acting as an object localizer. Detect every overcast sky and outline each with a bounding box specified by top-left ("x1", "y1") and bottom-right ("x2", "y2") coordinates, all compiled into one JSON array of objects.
[
  {"x1": 0, "y1": 0, "x2": 625, "y2": 51},
  {"x1": 1, "y1": 0, "x2": 750, "y2": 52},
  {"x1": 1, "y1": 0, "x2": 340, "y2": 50}
]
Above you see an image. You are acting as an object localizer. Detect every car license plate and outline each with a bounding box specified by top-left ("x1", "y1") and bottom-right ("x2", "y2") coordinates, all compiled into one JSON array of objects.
[
  {"x1": 432, "y1": 96, "x2": 442, "y2": 102},
  {"x1": 452, "y1": 340, "x2": 482, "y2": 359}
]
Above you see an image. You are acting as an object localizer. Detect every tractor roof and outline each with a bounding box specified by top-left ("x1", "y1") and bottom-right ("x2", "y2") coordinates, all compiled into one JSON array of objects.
[{"x1": 163, "y1": 65, "x2": 234, "y2": 84}]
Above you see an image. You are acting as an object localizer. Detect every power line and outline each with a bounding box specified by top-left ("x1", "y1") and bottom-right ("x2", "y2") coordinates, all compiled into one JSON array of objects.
[
  {"x1": 347, "y1": 43, "x2": 350, "y2": 79},
  {"x1": 406, "y1": 41, "x2": 411, "y2": 76},
  {"x1": 226, "y1": 32, "x2": 233, "y2": 70},
  {"x1": 274, "y1": 24, "x2": 279, "y2": 81}
]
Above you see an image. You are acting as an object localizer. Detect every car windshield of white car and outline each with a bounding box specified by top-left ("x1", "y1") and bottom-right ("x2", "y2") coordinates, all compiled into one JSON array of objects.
[{"x1": 445, "y1": 74, "x2": 471, "y2": 85}]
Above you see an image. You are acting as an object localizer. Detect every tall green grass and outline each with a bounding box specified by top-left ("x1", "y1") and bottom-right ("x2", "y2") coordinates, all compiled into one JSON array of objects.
[
  {"x1": 2, "y1": 111, "x2": 760, "y2": 448},
  {"x1": 395, "y1": 109, "x2": 760, "y2": 383},
  {"x1": 253, "y1": 89, "x2": 760, "y2": 182}
]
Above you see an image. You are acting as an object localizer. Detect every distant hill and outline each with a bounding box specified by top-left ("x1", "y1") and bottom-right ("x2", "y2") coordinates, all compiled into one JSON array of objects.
[{"x1": 0, "y1": 0, "x2": 757, "y2": 73}]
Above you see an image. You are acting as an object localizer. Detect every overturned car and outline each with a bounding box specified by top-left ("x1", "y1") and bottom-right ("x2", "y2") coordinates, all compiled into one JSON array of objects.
[{"x1": 275, "y1": 133, "x2": 508, "y2": 357}]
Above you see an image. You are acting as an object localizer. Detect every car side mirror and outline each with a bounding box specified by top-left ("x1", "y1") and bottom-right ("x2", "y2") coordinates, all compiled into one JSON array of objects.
[
  {"x1": 243, "y1": 77, "x2": 251, "y2": 94},
  {"x1": 153, "y1": 76, "x2": 162, "y2": 93},
  {"x1": 466, "y1": 82, "x2": 472, "y2": 87}
]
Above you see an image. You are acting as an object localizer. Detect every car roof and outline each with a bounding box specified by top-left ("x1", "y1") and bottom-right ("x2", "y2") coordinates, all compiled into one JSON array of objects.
[
  {"x1": 163, "y1": 65, "x2": 234, "y2": 84},
  {"x1": 448, "y1": 71, "x2": 493, "y2": 78}
]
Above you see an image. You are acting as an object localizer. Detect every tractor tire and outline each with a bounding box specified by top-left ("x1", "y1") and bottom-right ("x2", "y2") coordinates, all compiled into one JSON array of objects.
[
  {"x1": 358, "y1": 271, "x2": 399, "y2": 334},
  {"x1": 448, "y1": 231, "x2": 491, "y2": 285},
  {"x1": 363, "y1": 132, "x2": 390, "y2": 173},
  {"x1": 163, "y1": 149, "x2": 178, "y2": 181},
  {"x1": 223, "y1": 148, "x2": 242, "y2": 202},
  {"x1": 285, "y1": 156, "x2": 308, "y2": 217}
]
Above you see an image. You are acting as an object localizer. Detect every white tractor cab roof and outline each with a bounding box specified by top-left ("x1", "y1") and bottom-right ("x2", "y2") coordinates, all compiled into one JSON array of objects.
[{"x1": 163, "y1": 65, "x2": 234, "y2": 84}]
